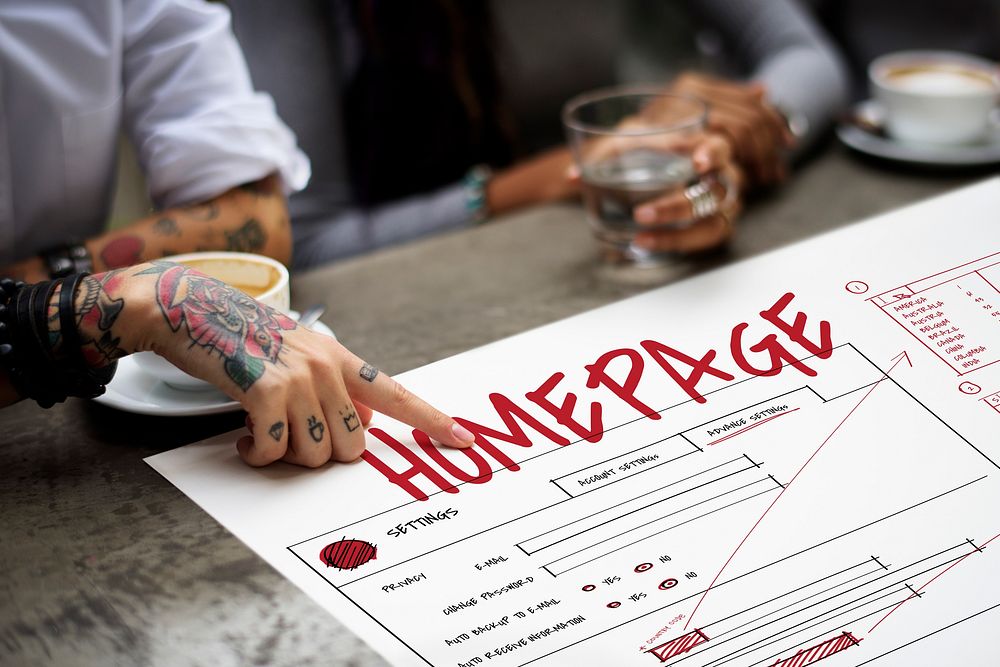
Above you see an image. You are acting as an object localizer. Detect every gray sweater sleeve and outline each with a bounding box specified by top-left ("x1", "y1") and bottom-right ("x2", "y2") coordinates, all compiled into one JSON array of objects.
[
  {"x1": 292, "y1": 183, "x2": 469, "y2": 270},
  {"x1": 688, "y1": 0, "x2": 850, "y2": 153}
]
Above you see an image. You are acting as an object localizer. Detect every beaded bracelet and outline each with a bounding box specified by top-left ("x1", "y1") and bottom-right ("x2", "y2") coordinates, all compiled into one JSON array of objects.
[
  {"x1": 463, "y1": 164, "x2": 493, "y2": 225},
  {"x1": 0, "y1": 278, "x2": 27, "y2": 395},
  {"x1": 0, "y1": 275, "x2": 117, "y2": 408}
]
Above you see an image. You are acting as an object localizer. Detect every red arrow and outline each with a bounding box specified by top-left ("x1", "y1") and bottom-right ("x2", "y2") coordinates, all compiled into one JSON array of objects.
[{"x1": 889, "y1": 350, "x2": 912, "y2": 368}]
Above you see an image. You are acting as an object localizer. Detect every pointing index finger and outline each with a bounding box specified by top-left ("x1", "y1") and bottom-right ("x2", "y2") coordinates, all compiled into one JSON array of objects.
[{"x1": 347, "y1": 359, "x2": 476, "y2": 449}]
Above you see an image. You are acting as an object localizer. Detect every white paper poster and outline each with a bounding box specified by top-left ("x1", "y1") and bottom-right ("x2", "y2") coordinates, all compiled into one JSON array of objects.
[{"x1": 149, "y1": 178, "x2": 1000, "y2": 667}]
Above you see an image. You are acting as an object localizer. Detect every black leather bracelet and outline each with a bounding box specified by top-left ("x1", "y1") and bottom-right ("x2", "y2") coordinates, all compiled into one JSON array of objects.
[
  {"x1": 15, "y1": 280, "x2": 36, "y2": 354},
  {"x1": 58, "y1": 273, "x2": 87, "y2": 362},
  {"x1": 0, "y1": 274, "x2": 117, "y2": 408},
  {"x1": 16, "y1": 282, "x2": 58, "y2": 405},
  {"x1": 53, "y1": 273, "x2": 117, "y2": 397},
  {"x1": 34, "y1": 280, "x2": 59, "y2": 359}
]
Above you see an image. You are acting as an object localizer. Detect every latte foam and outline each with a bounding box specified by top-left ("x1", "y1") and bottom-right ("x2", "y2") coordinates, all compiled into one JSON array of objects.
[{"x1": 886, "y1": 66, "x2": 996, "y2": 95}]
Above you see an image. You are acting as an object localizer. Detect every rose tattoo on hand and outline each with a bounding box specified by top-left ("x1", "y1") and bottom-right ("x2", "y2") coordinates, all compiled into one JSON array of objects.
[{"x1": 139, "y1": 262, "x2": 297, "y2": 391}]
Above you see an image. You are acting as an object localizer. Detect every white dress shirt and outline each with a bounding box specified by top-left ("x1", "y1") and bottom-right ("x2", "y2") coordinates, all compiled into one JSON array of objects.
[{"x1": 0, "y1": 0, "x2": 310, "y2": 264}]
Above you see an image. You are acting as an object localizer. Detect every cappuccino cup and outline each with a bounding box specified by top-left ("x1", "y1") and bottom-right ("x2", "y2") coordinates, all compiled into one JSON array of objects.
[
  {"x1": 133, "y1": 252, "x2": 290, "y2": 391},
  {"x1": 869, "y1": 51, "x2": 999, "y2": 145}
]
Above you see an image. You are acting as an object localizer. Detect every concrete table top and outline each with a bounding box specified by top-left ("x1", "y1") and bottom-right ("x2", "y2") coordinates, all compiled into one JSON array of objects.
[{"x1": 0, "y1": 146, "x2": 989, "y2": 666}]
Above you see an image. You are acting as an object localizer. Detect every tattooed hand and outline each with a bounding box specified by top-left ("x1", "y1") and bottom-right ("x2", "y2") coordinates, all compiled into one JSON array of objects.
[
  {"x1": 68, "y1": 262, "x2": 476, "y2": 466},
  {"x1": 138, "y1": 262, "x2": 297, "y2": 390}
]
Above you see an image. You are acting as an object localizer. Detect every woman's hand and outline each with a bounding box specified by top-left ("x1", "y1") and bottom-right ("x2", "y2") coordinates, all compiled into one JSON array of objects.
[
  {"x1": 71, "y1": 262, "x2": 476, "y2": 467},
  {"x1": 667, "y1": 73, "x2": 793, "y2": 188},
  {"x1": 630, "y1": 133, "x2": 745, "y2": 254},
  {"x1": 567, "y1": 131, "x2": 745, "y2": 254}
]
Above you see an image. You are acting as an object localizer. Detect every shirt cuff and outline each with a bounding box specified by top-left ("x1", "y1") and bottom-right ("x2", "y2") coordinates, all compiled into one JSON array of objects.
[{"x1": 141, "y1": 92, "x2": 311, "y2": 209}]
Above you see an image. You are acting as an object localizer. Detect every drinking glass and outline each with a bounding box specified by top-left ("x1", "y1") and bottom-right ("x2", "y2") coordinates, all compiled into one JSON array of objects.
[{"x1": 563, "y1": 87, "x2": 718, "y2": 264}]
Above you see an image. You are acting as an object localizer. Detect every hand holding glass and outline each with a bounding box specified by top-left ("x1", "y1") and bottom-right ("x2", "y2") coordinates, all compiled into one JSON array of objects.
[{"x1": 563, "y1": 88, "x2": 735, "y2": 263}]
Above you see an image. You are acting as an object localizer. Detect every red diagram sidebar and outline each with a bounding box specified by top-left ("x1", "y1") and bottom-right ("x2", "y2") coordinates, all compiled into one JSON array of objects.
[{"x1": 870, "y1": 252, "x2": 1000, "y2": 376}]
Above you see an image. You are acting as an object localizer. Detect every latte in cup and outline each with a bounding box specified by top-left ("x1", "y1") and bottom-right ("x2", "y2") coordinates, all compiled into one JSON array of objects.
[
  {"x1": 177, "y1": 257, "x2": 281, "y2": 300},
  {"x1": 884, "y1": 65, "x2": 996, "y2": 95},
  {"x1": 165, "y1": 252, "x2": 290, "y2": 312},
  {"x1": 869, "y1": 51, "x2": 1000, "y2": 145}
]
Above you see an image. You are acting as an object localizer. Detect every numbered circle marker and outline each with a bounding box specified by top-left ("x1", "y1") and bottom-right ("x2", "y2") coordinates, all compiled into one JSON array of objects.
[{"x1": 845, "y1": 281, "x2": 869, "y2": 295}]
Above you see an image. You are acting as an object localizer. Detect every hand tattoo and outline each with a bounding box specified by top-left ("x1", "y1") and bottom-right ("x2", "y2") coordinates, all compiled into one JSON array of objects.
[
  {"x1": 225, "y1": 219, "x2": 266, "y2": 252},
  {"x1": 268, "y1": 421, "x2": 285, "y2": 441},
  {"x1": 340, "y1": 408, "x2": 360, "y2": 432},
  {"x1": 73, "y1": 272, "x2": 128, "y2": 366},
  {"x1": 359, "y1": 362, "x2": 379, "y2": 382},
  {"x1": 138, "y1": 261, "x2": 296, "y2": 391},
  {"x1": 307, "y1": 415, "x2": 325, "y2": 442}
]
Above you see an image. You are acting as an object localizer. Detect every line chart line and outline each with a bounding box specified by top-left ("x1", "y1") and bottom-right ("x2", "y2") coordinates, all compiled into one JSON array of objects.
[
  {"x1": 867, "y1": 530, "x2": 1000, "y2": 633},
  {"x1": 683, "y1": 351, "x2": 911, "y2": 631}
]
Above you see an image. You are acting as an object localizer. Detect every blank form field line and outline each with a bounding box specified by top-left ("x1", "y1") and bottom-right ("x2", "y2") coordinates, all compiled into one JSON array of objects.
[
  {"x1": 517, "y1": 457, "x2": 747, "y2": 550},
  {"x1": 548, "y1": 486, "x2": 778, "y2": 576}
]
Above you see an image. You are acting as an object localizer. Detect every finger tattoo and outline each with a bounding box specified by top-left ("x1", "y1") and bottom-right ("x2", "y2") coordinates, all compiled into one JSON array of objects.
[
  {"x1": 307, "y1": 415, "x2": 326, "y2": 442},
  {"x1": 360, "y1": 362, "x2": 379, "y2": 382},
  {"x1": 339, "y1": 408, "x2": 360, "y2": 433},
  {"x1": 268, "y1": 421, "x2": 285, "y2": 441}
]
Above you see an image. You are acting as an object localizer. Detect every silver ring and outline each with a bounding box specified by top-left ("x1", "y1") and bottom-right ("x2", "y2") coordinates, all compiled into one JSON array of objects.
[{"x1": 684, "y1": 180, "x2": 719, "y2": 220}]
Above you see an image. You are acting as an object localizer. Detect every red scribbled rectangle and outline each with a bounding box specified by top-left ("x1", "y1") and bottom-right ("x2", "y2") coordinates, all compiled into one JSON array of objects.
[
  {"x1": 769, "y1": 631, "x2": 861, "y2": 667},
  {"x1": 647, "y1": 629, "x2": 709, "y2": 662}
]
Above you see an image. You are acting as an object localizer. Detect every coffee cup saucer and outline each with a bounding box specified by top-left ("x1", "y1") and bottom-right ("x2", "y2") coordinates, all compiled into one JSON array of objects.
[
  {"x1": 92, "y1": 312, "x2": 336, "y2": 416},
  {"x1": 837, "y1": 99, "x2": 1000, "y2": 166}
]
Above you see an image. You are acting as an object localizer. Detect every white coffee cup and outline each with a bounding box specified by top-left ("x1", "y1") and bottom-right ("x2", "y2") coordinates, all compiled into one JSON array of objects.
[
  {"x1": 132, "y1": 252, "x2": 290, "y2": 391},
  {"x1": 869, "y1": 50, "x2": 999, "y2": 145}
]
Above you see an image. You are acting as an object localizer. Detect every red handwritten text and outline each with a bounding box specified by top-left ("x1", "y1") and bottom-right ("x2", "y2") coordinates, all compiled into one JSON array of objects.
[{"x1": 362, "y1": 293, "x2": 832, "y2": 500}]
